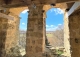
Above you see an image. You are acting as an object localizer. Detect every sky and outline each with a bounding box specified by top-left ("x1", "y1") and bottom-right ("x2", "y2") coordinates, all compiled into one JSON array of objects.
[
  {"x1": 19, "y1": 9, "x2": 29, "y2": 31},
  {"x1": 19, "y1": 8, "x2": 64, "y2": 31},
  {"x1": 46, "y1": 8, "x2": 64, "y2": 31}
]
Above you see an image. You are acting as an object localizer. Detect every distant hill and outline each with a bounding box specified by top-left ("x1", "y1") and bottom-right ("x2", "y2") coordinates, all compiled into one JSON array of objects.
[{"x1": 20, "y1": 30, "x2": 26, "y2": 33}]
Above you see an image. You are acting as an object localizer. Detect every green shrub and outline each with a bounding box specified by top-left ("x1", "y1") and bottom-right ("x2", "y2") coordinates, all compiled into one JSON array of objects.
[
  {"x1": 6, "y1": 46, "x2": 22, "y2": 57},
  {"x1": 56, "y1": 49, "x2": 64, "y2": 56}
]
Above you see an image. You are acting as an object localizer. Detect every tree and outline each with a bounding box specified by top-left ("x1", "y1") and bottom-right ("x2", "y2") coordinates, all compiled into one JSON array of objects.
[{"x1": 53, "y1": 25, "x2": 64, "y2": 47}]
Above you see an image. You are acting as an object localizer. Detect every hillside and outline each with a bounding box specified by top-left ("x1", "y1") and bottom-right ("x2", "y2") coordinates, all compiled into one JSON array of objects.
[{"x1": 46, "y1": 30, "x2": 64, "y2": 47}]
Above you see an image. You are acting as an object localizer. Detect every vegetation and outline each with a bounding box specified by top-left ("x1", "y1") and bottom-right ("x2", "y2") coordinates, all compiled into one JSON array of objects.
[
  {"x1": 46, "y1": 34, "x2": 53, "y2": 37},
  {"x1": 6, "y1": 45, "x2": 22, "y2": 57},
  {"x1": 53, "y1": 25, "x2": 64, "y2": 47},
  {"x1": 56, "y1": 49, "x2": 64, "y2": 56},
  {"x1": 46, "y1": 25, "x2": 64, "y2": 47}
]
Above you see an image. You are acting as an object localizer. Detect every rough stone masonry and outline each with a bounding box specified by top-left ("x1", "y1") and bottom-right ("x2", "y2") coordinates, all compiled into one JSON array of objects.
[
  {"x1": 26, "y1": 5, "x2": 45, "y2": 57},
  {"x1": 0, "y1": 12, "x2": 20, "y2": 57}
]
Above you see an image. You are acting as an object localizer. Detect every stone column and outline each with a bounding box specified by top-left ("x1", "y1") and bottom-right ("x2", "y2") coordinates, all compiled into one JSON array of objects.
[
  {"x1": 26, "y1": 5, "x2": 45, "y2": 57},
  {"x1": 69, "y1": 8, "x2": 80, "y2": 57},
  {"x1": 64, "y1": 11, "x2": 71, "y2": 57}
]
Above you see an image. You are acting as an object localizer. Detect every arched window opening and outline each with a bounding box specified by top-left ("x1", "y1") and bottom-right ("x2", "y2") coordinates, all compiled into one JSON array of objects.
[
  {"x1": 18, "y1": 9, "x2": 29, "y2": 56},
  {"x1": 46, "y1": 8, "x2": 65, "y2": 56}
]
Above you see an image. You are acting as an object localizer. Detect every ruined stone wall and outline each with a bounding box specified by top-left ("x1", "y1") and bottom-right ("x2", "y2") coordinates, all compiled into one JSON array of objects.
[
  {"x1": 26, "y1": 5, "x2": 45, "y2": 57},
  {"x1": 5, "y1": 14, "x2": 20, "y2": 53},
  {"x1": 69, "y1": 8, "x2": 80, "y2": 57},
  {"x1": 0, "y1": 13, "x2": 20, "y2": 56},
  {"x1": 64, "y1": 12, "x2": 71, "y2": 57}
]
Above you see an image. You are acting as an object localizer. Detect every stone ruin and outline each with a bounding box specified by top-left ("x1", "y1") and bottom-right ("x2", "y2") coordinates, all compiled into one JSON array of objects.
[{"x1": 0, "y1": 0, "x2": 80, "y2": 57}]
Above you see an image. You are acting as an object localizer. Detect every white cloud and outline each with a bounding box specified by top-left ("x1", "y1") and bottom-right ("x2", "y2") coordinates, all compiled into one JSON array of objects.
[
  {"x1": 46, "y1": 24, "x2": 63, "y2": 31},
  {"x1": 46, "y1": 25, "x2": 57, "y2": 31},
  {"x1": 46, "y1": 25, "x2": 49, "y2": 27},
  {"x1": 22, "y1": 23, "x2": 25, "y2": 25},
  {"x1": 58, "y1": 24, "x2": 62, "y2": 25},
  {"x1": 54, "y1": 8, "x2": 64, "y2": 15},
  {"x1": 46, "y1": 25, "x2": 55, "y2": 28},
  {"x1": 51, "y1": 25, "x2": 54, "y2": 27},
  {"x1": 50, "y1": 8, "x2": 64, "y2": 15},
  {"x1": 22, "y1": 9, "x2": 29, "y2": 14},
  {"x1": 46, "y1": 27, "x2": 58, "y2": 31}
]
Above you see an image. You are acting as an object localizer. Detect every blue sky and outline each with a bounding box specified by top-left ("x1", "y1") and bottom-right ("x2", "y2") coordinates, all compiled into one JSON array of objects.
[
  {"x1": 19, "y1": 9, "x2": 28, "y2": 31},
  {"x1": 19, "y1": 8, "x2": 64, "y2": 31},
  {"x1": 46, "y1": 8, "x2": 64, "y2": 31}
]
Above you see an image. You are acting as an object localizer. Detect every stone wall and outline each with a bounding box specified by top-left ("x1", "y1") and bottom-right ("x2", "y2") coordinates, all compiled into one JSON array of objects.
[
  {"x1": 0, "y1": 13, "x2": 20, "y2": 56},
  {"x1": 69, "y1": 8, "x2": 80, "y2": 57},
  {"x1": 5, "y1": 14, "x2": 20, "y2": 52},
  {"x1": 64, "y1": 12, "x2": 71, "y2": 57}
]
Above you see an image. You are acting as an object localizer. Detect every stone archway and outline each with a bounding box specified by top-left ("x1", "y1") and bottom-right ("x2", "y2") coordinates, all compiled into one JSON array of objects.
[
  {"x1": 7, "y1": 4, "x2": 70, "y2": 57},
  {"x1": 4, "y1": 7, "x2": 29, "y2": 56},
  {"x1": 0, "y1": 7, "x2": 25, "y2": 56},
  {"x1": 0, "y1": 1, "x2": 79, "y2": 57}
]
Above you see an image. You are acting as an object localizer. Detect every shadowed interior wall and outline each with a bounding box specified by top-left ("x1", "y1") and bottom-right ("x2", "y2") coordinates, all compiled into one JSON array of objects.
[
  {"x1": 0, "y1": 17, "x2": 8, "y2": 57},
  {"x1": 69, "y1": 7, "x2": 80, "y2": 57}
]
